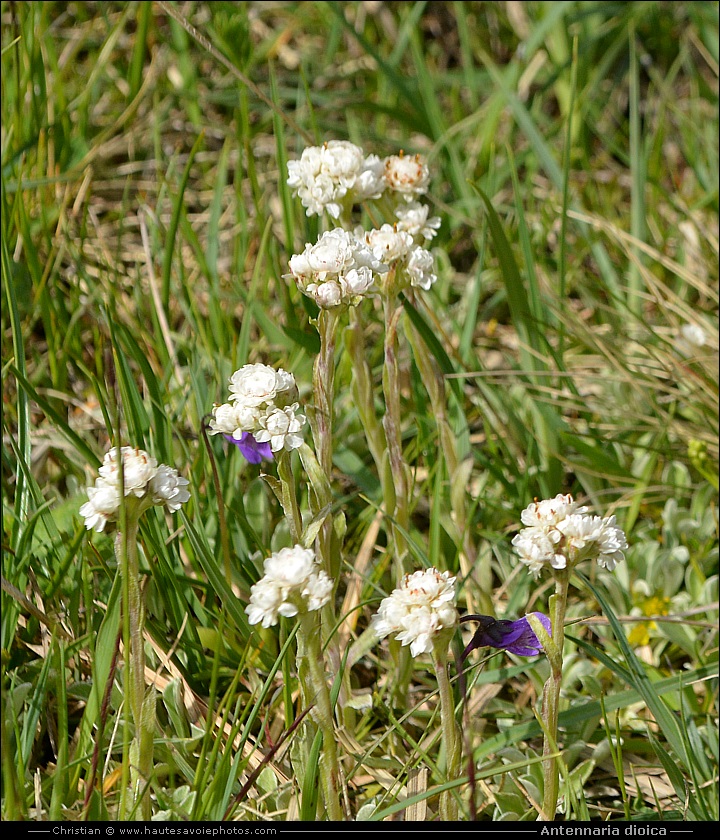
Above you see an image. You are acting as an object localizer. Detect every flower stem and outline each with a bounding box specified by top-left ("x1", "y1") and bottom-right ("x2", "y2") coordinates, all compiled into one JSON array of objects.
[
  {"x1": 406, "y1": 317, "x2": 484, "y2": 614},
  {"x1": 346, "y1": 307, "x2": 387, "y2": 475},
  {"x1": 380, "y1": 296, "x2": 416, "y2": 708},
  {"x1": 116, "y1": 508, "x2": 153, "y2": 820},
  {"x1": 306, "y1": 311, "x2": 359, "y2": 728},
  {"x1": 308, "y1": 308, "x2": 340, "y2": 584},
  {"x1": 312, "y1": 308, "x2": 339, "y2": 480},
  {"x1": 346, "y1": 307, "x2": 398, "y2": 556},
  {"x1": 540, "y1": 571, "x2": 569, "y2": 821},
  {"x1": 298, "y1": 612, "x2": 344, "y2": 821},
  {"x1": 382, "y1": 296, "x2": 410, "y2": 580},
  {"x1": 432, "y1": 643, "x2": 462, "y2": 821}
]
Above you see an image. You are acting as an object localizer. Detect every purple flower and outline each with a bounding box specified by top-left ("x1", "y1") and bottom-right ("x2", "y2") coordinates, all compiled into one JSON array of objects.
[
  {"x1": 459, "y1": 612, "x2": 551, "y2": 661},
  {"x1": 224, "y1": 433, "x2": 273, "y2": 465}
]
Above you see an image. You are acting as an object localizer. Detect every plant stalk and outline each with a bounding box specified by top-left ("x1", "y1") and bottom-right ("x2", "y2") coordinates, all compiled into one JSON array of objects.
[
  {"x1": 406, "y1": 319, "x2": 481, "y2": 613},
  {"x1": 116, "y1": 509, "x2": 153, "y2": 820},
  {"x1": 540, "y1": 571, "x2": 569, "y2": 821},
  {"x1": 298, "y1": 611, "x2": 344, "y2": 821},
  {"x1": 382, "y1": 295, "x2": 410, "y2": 580},
  {"x1": 432, "y1": 642, "x2": 462, "y2": 821}
]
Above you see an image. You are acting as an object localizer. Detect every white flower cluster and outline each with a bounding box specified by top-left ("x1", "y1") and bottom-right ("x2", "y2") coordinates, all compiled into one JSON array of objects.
[
  {"x1": 288, "y1": 228, "x2": 389, "y2": 308},
  {"x1": 80, "y1": 446, "x2": 190, "y2": 533},
  {"x1": 286, "y1": 142, "x2": 442, "y2": 223},
  {"x1": 360, "y1": 224, "x2": 438, "y2": 291},
  {"x1": 246, "y1": 545, "x2": 334, "y2": 628},
  {"x1": 371, "y1": 567, "x2": 458, "y2": 657},
  {"x1": 209, "y1": 363, "x2": 306, "y2": 453},
  {"x1": 287, "y1": 140, "x2": 385, "y2": 219},
  {"x1": 512, "y1": 494, "x2": 628, "y2": 578},
  {"x1": 383, "y1": 152, "x2": 430, "y2": 198},
  {"x1": 393, "y1": 201, "x2": 441, "y2": 242},
  {"x1": 286, "y1": 142, "x2": 440, "y2": 298}
]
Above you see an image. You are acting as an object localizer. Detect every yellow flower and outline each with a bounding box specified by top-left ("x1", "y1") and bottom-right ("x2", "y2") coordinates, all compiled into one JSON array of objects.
[{"x1": 628, "y1": 594, "x2": 671, "y2": 646}]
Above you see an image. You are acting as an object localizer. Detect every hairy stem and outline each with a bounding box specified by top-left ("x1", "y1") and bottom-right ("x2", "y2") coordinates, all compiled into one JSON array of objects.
[
  {"x1": 382, "y1": 297, "x2": 410, "y2": 580},
  {"x1": 312, "y1": 308, "x2": 338, "y2": 480},
  {"x1": 433, "y1": 643, "x2": 462, "y2": 821},
  {"x1": 347, "y1": 307, "x2": 387, "y2": 474},
  {"x1": 540, "y1": 572, "x2": 569, "y2": 821},
  {"x1": 298, "y1": 612, "x2": 344, "y2": 821},
  {"x1": 116, "y1": 510, "x2": 153, "y2": 820},
  {"x1": 406, "y1": 320, "x2": 481, "y2": 613}
]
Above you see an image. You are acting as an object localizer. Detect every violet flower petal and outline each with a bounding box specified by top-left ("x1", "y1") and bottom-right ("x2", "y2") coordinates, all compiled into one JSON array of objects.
[
  {"x1": 460, "y1": 612, "x2": 551, "y2": 661},
  {"x1": 224, "y1": 433, "x2": 273, "y2": 464}
]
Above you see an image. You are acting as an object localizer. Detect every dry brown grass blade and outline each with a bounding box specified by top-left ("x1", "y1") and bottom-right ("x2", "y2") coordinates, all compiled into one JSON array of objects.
[
  {"x1": 566, "y1": 208, "x2": 719, "y2": 303},
  {"x1": 405, "y1": 766, "x2": 429, "y2": 820},
  {"x1": 2, "y1": 576, "x2": 74, "y2": 642}
]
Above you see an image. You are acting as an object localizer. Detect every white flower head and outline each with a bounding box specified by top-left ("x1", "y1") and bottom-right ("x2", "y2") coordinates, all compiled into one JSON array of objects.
[
  {"x1": 246, "y1": 545, "x2": 333, "y2": 628},
  {"x1": 228, "y1": 364, "x2": 297, "y2": 409},
  {"x1": 511, "y1": 528, "x2": 566, "y2": 577},
  {"x1": 513, "y1": 494, "x2": 627, "y2": 577},
  {"x1": 245, "y1": 578, "x2": 286, "y2": 629},
  {"x1": 289, "y1": 228, "x2": 388, "y2": 308},
  {"x1": 211, "y1": 363, "x2": 308, "y2": 454},
  {"x1": 555, "y1": 514, "x2": 605, "y2": 554},
  {"x1": 81, "y1": 447, "x2": 189, "y2": 532},
  {"x1": 287, "y1": 140, "x2": 385, "y2": 218},
  {"x1": 362, "y1": 224, "x2": 415, "y2": 264},
  {"x1": 150, "y1": 465, "x2": 191, "y2": 512},
  {"x1": 254, "y1": 403, "x2": 306, "y2": 452},
  {"x1": 303, "y1": 572, "x2": 335, "y2": 612},
  {"x1": 596, "y1": 515, "x2": 629, "y2": 571},
  {"x1": 358, "y1": 227, "x2": 437, "y2": 293},
  {"x1": 406, "y1": 246, "x2": 437, "y2": 290},
  {"x1": 384, "y1": 152, "x2": 430, "y2": 199},
  {"x1": 98, "y1": 446, "x2": 158, "y2": 498},
  {"x1": 306, "y1": 280, "x2": 344, "y2": 308},
  {"x1": 520, "y1": 494, "x2": 587, "y2": 528},
  {"x1": 208, "y1": 402, "x2": 260, "y2": 438},
  {"x1": 341, "y1": 266, "x2": 375, "y2": 298},
  {"x1": 79, "y1": 480, "x2": 122, "y2": 533},
  {"x1": 371, "y1": 567, "x2": 458, "y2": 657},
  {"x1": 394, "y1": 201, "x2": 441, "y2": 241}
]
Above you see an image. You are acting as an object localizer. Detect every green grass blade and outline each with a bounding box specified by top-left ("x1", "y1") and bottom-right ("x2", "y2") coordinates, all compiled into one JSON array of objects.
[
  {"x1": 161, "y1": 130, "x2": 205, "y2": 308},
  {"x1": 627, "y1": 22, "x2": 645, "y2": 319},
  {"x1": 300, "y1": 728, "x2": 322, "y2": 820},
  {"x1": 473, "y1": 660, "x2": 717, "y2": 762},
  {"x1": 576, "y1": 572, "x2": 692, "y2": 770},
  {"x1": 2, "y1": 230, "x2": 31, "y2": 547},
  {"x1": 179, "y1": 510, "x2": 275, "y2": 669},
  {"x1": 128, "y1": 1, "x2": 152, "y2": 102}
]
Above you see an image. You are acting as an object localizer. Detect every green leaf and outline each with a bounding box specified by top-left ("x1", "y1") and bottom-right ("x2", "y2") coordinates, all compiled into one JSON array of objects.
[
  {"x1": 576, "y1": 573, "x2": 692, "y2": 770},
  {"x1": 179, "y1": 511, "x2": 274, "y2": 668},
  {"x1": 162, "y1": 130, "x2": 206, "y2": 307}
]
